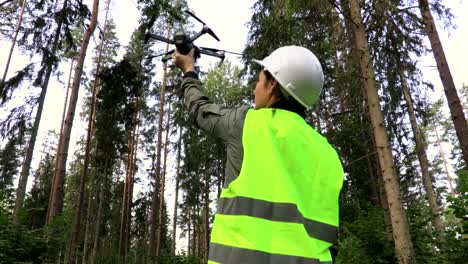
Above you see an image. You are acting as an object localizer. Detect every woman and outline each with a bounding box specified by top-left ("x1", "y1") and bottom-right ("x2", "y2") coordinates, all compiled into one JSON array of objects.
[{"x1": 173, "y1": 46, "x2": 343, "y2": 264}]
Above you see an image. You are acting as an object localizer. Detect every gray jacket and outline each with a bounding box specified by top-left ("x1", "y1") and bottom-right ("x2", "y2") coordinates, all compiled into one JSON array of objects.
[{"x1": 181, "y1": 76, "x2": 249, "y2": 187}]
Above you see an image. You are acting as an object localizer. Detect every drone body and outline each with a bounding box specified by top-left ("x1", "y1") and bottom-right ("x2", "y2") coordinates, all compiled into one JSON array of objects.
[{"x1": 144, "y1": 11, "x2": 241, "y2": 64}]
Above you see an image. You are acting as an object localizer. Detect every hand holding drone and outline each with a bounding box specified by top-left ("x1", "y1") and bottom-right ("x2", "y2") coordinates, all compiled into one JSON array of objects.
[{"x1": 144, "y1": 10, "x2": 242, "y2": 64}]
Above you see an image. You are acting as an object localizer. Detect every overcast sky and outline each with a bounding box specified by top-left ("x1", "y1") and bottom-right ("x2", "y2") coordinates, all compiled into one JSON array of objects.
[{"x1": 0, "y1": 0, "x2": 466, "y2": 253}]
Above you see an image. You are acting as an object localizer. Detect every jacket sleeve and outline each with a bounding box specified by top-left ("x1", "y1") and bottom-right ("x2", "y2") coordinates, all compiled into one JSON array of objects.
[{"x1": 181, "y1": 76, "x2": 249, "y2": 142}]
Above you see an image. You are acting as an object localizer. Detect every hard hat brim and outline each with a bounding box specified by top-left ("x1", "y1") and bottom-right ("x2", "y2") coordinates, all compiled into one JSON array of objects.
[{"x1": 252, "y1": 59, "x2": 265, "y2": 68}]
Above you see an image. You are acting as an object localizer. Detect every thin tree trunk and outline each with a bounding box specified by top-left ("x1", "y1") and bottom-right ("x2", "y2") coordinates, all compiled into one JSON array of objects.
[
  {"x1": 347, "y1": 0, "x2": 416, "y2": 263},
  {"x1": 90, "y1": 165, "x2": 106, "y2": 264},
  {"x1": 187, "y1": 221, "x2": 191, "y2": 256},
  {"x1": 47, "y1": 0, "x2": 100, "y2": 223},
  {"x1": 399, "y1": 69, "x2": 445, "y2": 238},
  {"x1": 125, "y1": 123, "x2": 138, "y2": 257},
  {"x1": 171, "y1": 128, "x2": 183, "y2": 254},
  {"x1": 148, "y1": 23, "x2": 171, "y2": 257},
  {"x1": 203, "y1": 163, "x2": 210, "y2": 263},
  {"x1": 14, "y1": 0, "x2": 69, "y2": 223},
  {"x1": 196, "y1": 208, "x2": 201, "y2": 258},
  {"x1": 120, "y1": 107, "x2": 138, "y2": 257},
  {"x1": 156, "y1": 98, "x2": 172, "y2": 257},
  {"x1": 82, "y1": 185, "x2": 94, "y2": 264},
  {"x1": 61, "y1": 58, "x2": 75, "y2": 135},
  {"x1": 192, "y1": 208, "x2": 196, "y2": 257},
  {"x1": 1, "y1": 0, "x2": 27, "y2": 86},
  {"x1": 119, "y1": 129, "x2": 132, "y2": 256},
  {"x1": 435, "y1": 127, "x2": 456, "y2": 196},
  {"x1": 419, "y1": 0, "x2": 468, "y2": 166}
]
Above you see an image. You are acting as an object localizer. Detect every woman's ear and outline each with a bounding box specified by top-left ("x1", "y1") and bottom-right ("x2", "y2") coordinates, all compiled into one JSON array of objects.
[{"x1": 267, "y1": 79, "x2": 279, "y2": 94}]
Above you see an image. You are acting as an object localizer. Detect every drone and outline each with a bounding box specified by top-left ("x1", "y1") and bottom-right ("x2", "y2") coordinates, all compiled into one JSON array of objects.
[{"x1": 144, "y1": 10, "x2": 242, "y2": 64}]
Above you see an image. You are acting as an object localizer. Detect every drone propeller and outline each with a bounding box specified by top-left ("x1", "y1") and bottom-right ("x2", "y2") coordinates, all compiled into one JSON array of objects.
[
  {"x1": 199, "y1": 47, "x2": 243, "y2": 56},
  {"x1": 186, "y1": 10, "x2": 220, "y2": 42}
]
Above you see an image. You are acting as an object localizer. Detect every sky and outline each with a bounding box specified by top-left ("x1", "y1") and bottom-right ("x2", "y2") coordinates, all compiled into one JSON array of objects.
[{"x1": 0, "y1": 0, "x2": 467, "y2": 254}]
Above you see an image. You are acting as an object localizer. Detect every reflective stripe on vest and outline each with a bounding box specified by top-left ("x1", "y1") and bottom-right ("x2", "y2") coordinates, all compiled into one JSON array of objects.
[
  {"x1": 209, "y1": 243, "x2": 333, "y2": 264},
  {"x1": 209, "y1": 109, "x2": 343, "y2": 263},
  {"x1": 217, "y1": 196, "x2": 338, "y2": 244}
]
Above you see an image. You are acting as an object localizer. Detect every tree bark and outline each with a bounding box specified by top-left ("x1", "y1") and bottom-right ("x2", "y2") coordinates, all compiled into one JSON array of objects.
[
  {"x1": 203, "y1": 163, "x2": 210, "y2": 263},
  {"x1": 419, "y1": 0, "x2": 468, "y2": 166},
  {"x1": 90, "y1": 165, "x2": 106, "y2": 264},
  {"x1": 119, "y1": 106, "x2": 138, "y2": 257},
  {"x1": 148, "y1": 23, "x2": 171, "y2": 257},
  {"x1": 435, "y1": 127, "x2": 456, "y2": 196},
  {"x1": 156, "y1": 98, "x2": 172, "y2": 257},
  {"x1": 61, "y1": 58, "x2": 75, "y2": 136},
  {"x1": 347, "y1": 0, "x2": 416, "y2": 263},
  {"x1": 126, "y1": 123, "x2": 138, "y2": 257},
  {"x1": 171, "y1": 128, "x2": 183, "y2": 254},
  {"x1": 47, "y1": 57, "x2": 74, "y2": 223},
  {"x1": 47, "y1": 0, "x2": 100, "y2": 223},
  {"x1": 1, "y1": 0, "x2": 27, "y2": 86},
  {"x1": 119, "y1": 141, "x2": 130, "y2": 257},
  {"x1": 399, "y1": 69, "x2": 445, "y2": 238},
  {"x1": 13, "y1": 0, "x2": 68, "y2": 222},
  {"x1": 81, "y1": 185, "x2": 94, "y2": 264}
]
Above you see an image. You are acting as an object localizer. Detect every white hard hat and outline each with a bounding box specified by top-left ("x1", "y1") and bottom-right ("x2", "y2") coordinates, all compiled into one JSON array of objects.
[{"x1": 252, "y1": 46, "x2": 324, "y2": 109}]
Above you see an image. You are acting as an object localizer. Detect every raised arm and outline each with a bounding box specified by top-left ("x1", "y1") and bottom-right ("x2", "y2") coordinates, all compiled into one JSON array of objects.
[{"x1": 180, "y1": 73, "x2": 249, "y2": 141}]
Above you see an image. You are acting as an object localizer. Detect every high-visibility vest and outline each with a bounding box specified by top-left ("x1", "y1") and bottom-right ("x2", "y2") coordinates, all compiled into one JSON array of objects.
[{"x1": 208, "y1": 108, "x2": 344, "y2": 264}]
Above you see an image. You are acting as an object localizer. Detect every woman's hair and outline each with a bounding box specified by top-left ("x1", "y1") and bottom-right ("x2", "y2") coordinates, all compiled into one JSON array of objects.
[{"x1": 264, "y1": 70, "x2": 306, "y2": 118}]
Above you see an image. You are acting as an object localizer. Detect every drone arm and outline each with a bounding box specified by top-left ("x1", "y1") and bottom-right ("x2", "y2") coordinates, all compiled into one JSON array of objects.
[
  {"x1": 146, "y1": 33, "x2": 175, "y2": 44},
  {"x1": 161, "y1": 50, "x2": 175, "y2": 62},
  {"x1": 197, "y1": 47, "x2": 225, "y2": 60},
  {"x1": 188, "y1": 29, "x2": 206, "y2": 44}
]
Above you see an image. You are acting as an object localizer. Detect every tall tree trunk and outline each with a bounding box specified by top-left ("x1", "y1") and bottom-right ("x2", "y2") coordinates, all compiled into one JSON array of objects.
[
  {"x1": 347, "y1": 0, "x2": 416, "y2": 263},
  {"x1": 399, "y1": 69, "x2": 445, "y2": 238},
  {"x1": 119, "y1": 106, "x2": 138, "y2": 257},
  {"x1": 435, "y1": 127, "x2": 456, "y2": 196},
  {"x1": 187, "y1": 221, "x2": 191, "y2": 256},
  {"x1": 82, "y1": 185, "x2": 94, "y2": 264},
  {"x1": 192, "y1": 208, "x2": 196, "y2": 257},
  {"x1": 47, "y1": 57, "x2": 74, "y2": 221},
  {"x1": 156, "y1": 98, "x2": 172, "y2": 257},
  {"x1": 1, "y1": 0, "x2": 27, "y2": 86},
  {"x1": 119, "y1": 141, "x2": 130, "y2": 257},
  {"x1": 148, "y1": 23, "x2": 171, "y2": 257},
  {"x1": 67, "y1": 1, "x2": 109, "y2": 260},
  {"x1": 196, "y1": 208, "x2": 201, "y2": 258},
  {"x1": 203, "y1": 163, "x2": 210, "y2": 263},
  {"x1": 61, "y1": 58, "x2": 75, "y2": 135},
  {"x1": 171, "y1": 127, "x2": 183, "y2": 254},
  {"x1": 419, "y1": 0, "x2": 468, "y2": 166},
  {"x1": 91, "y1": 164, "x2": 106, "y2": 264},
  {"x1": 126, "y1": 123, "x2": 138, "y2": 257},
  {"x1": 119, "y1": 127, "x2": 133, "y2": 257},
  {"x1": 47, "y1": 0, "x2": 100, "y2": 223},
  {"x1": 14, "y1": 0, "x2": 69, "y2": 222}
]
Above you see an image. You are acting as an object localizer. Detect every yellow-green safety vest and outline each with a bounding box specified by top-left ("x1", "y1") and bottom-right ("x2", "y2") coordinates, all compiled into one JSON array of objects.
[{"x1": 208, "y1": 108, "x2": 344, "y2": 264}]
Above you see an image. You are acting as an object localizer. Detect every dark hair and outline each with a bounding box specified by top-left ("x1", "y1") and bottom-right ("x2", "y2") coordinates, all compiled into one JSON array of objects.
[{"x1": 264, "y1": 70, "x2": 306, "y2": 118}]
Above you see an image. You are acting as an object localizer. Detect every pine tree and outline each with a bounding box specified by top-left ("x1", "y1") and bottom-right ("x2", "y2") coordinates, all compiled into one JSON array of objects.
[
  {"x1": 0, "y1": 128, "x2": 24, "y2": 212},
  {"x1": 346, "y1": 0, "x2": 416, "y2": 262}
]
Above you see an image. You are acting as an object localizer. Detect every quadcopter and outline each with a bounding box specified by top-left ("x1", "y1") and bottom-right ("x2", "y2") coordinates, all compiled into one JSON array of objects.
[{"x1": 144, "y1": 10, "x2": 242, "y2": 64}]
